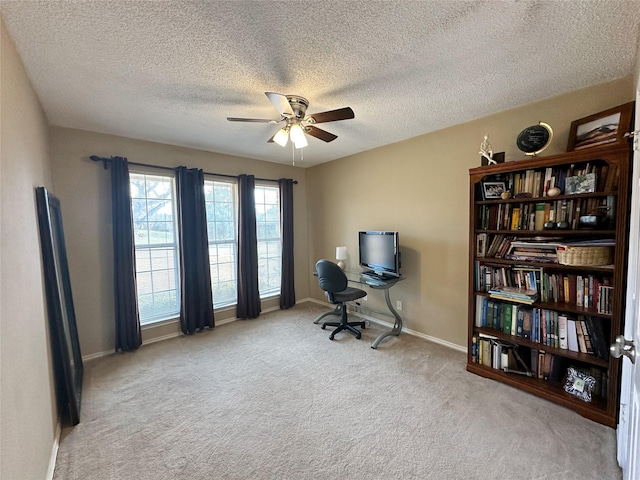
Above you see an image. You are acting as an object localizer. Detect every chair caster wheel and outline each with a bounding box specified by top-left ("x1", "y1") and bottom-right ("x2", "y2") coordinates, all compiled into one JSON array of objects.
[
  {"x1": 356, "y1": 333, "x2": 361, "y2": 339},
  {"x1": 321, "y1": 325, "x2": 326, "y2": 330},
  {"x1": 329, "y1": 336, "x2": 335, "y2": 340}
]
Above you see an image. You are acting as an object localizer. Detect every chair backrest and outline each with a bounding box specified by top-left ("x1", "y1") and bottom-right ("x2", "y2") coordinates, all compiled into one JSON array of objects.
[{"x1": 315, "y1": 260, "x2": 348, "y2": 297}]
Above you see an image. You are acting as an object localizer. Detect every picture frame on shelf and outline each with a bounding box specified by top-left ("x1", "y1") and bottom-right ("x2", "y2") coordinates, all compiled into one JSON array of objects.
[
  {"x1": 567, "y1": 101, "x2": 635, "y2": 152},
  {"x1": 482, "y1": 181, "x2": 507, "y2": 200},
  {"x1": 565, "y1": 172, "x2": 597, "y2": 194}
]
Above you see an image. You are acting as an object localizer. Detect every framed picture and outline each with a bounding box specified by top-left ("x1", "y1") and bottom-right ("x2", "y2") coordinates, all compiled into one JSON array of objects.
[
  {"x1": 565, "y1": 173, "x2": 596, "y2": 194},
  {"x1": 36, "y1": 187, "x2": 83, "y2": 426},
  {"x1": 482, "y1": 181, "x2": 507, "y2": 200},
  {"x1": 567, "y1": 101, "x2": 635, "y2": 151}
]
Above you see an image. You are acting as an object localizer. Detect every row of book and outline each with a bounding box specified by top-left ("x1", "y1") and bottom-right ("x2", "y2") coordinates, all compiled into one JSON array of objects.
[
  {"x1": 477, "y1": 235, "x2": 561, "y2": 263},
  {"x1": 475, "y1": 262, "x2": 614, "y2": 313},
  {"x1": 488, "y1": 286, "x2": 538, "y2": 304},
  {"x1": 496, "y1": 162, "x2": 618, "y2": 199},
  {"x1": 470, "y1": 334, "x2": 608, "y2": 397},
  {"x1": 477, "y1": 196, "x2": 615, "y2": 232},
  {"x1": 475, "y1": 296, "x2": 610, "y2": 359}
]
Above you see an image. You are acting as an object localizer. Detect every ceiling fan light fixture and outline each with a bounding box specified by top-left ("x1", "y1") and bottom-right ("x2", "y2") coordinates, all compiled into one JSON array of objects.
[{"x1": 273, "y1": 127, "x2": 289, "y2": 147}]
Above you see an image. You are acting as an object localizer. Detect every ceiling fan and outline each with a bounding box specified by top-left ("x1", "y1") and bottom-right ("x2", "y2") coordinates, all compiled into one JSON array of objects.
[{"x1": 227, "y1": 92, "x2": 354, "y2": 148}]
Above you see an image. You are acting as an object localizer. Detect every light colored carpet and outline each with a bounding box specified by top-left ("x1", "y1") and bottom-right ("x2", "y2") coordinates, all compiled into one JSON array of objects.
[{"x1": 54, "y1": 304, "x2": 622, "y2": 479}]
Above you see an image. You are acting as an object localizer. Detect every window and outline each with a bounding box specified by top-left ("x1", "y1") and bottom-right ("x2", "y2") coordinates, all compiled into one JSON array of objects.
[
  {"x1": 130, "y1": 173, "x2": 281, "y2": 323},
  {"x1": 255, "y1": 184, "x2": 281, "y2": 297},
  {"x1": 130, "y1": 172, "x2": 180, "y2": 324},
  {"x1": 204, "y1": 179, "x2": 238, "y2": 307}
]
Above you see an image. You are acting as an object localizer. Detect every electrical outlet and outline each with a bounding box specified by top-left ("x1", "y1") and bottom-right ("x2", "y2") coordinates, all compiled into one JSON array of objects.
[
  {"x1": 363, "y1": 295, "x2": 368, "y2": 301},
  {"x1": 396, "y1": 300, "x2": 402, "y2": 311}
]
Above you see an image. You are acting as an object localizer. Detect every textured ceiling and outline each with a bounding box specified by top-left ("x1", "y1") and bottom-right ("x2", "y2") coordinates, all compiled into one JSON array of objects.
[{"x1": 2, "y1": 1, "x2": 640, "y2": 167}]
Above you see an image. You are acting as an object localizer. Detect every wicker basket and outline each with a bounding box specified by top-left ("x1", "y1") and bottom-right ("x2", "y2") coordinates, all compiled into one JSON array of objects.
[{"x1": 556, "y1": 245, "x2": 613, "y2": 266}]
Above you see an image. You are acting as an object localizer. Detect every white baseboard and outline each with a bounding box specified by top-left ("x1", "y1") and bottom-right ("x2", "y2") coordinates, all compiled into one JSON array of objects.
[
  {"x1": 82, "y1": 304, "x2": 287, "y2": 361},
  {"x1": 308, "y1": 299, "x2": 467, "y2": 353},
  {"x1": 82, "y1": 349, "x2": 114, "y2": 361},
  {"x1": 46, "y1": 421, "x2": 61, "y2": 480}
]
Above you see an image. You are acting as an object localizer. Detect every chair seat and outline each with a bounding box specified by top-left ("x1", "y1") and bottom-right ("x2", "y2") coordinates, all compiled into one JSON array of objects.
[{"x1": 331, "y1": 286, "x2": 367, "y2": 303}]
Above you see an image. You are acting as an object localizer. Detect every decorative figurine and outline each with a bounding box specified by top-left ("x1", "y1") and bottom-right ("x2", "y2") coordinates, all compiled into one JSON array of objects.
[{"x1": 479, "y1": 134, "x2": 496, "y2": 165}]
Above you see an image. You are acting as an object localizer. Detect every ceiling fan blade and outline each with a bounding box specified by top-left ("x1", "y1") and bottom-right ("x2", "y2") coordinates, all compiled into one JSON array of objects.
[
  {"x1": 227, "y1": 117, "x2": 277, "y2": 123},
  {"x1": 307, "y1": 107, "x2": 354, "y2": 124},
  {"x1": 265, "y1": 92, "x2": 294, "y2": 116},
  {"x1": 305, "y1": 125, "x2": 338, "y2": 143}
]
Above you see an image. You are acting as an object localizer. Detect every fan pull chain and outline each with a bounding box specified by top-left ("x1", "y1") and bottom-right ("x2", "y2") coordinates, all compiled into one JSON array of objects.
[{"x1": 291, "y1": 142, "x2": 295, "y2": 167}]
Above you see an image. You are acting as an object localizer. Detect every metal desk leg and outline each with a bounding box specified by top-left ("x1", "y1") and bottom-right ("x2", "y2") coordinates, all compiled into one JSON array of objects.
[
  {"x1": 371, "y1": 287, "x2": 403, "y2": 349},
  {"x1": 313, "y1": 305, "x2": 342, "y2": 324}
]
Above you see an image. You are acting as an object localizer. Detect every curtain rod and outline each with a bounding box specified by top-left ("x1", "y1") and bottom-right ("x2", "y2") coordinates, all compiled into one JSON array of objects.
[{"x1": 89, "y1": 156, "x2": 298, "y2": 184}]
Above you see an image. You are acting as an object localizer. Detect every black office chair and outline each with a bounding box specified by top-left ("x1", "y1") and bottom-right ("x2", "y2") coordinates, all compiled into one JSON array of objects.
[{"x1": 315, "y1": 259, "x2": 367, "y2": 340}]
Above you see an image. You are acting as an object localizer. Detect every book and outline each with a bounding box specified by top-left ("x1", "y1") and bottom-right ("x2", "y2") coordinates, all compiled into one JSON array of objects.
[
  {"x1": 542, "y1": 352, "x2": 553, "y2": 380},
  {"x1": 575, "y1": 320, "x2": 588, "y2": 353},
  {"x1": 482, "y1": 338, "x2": 491, "y2": 366},
  {"x1": 516, "y1": 309, "x2": 524, "y2": 337},
  {"x1": 503, "y1": 303, "x2": 513, "y2": 335},
  {"x1": 534, "y1": 203, "x2": 545, "y2": 230},
  {"x1": 567, "y1": 319, "x2": 579, "y2": 352},
  {"x1": 549, "y1": 355, "x2": 563, "y2": 383},
  {"x1": 558, "y1": 315, "x2": 568, "y2": 349},
  {"x1": 585, "y1": 316, "x2": 609, "y2": 360},
  {"x1": 530, "y1": 348, "x2": 539, "y2": 376},
  {"x1": 471, "y1": 335, "x2": 478, "y2": 362},
  {"x1": 475, "y1": 295, "x2": 485, "y2": 327},
  {"x1": 580, "y1": 319, "x2": 594, "y2": 355},
  {"x1": 522, "y1": 309, "x2": 531, "y2": 339}
]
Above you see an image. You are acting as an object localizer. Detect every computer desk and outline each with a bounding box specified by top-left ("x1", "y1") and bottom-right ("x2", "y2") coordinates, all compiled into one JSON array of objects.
[{"x1": 313, "y1": 271, "x2": 405, "y2": 349}]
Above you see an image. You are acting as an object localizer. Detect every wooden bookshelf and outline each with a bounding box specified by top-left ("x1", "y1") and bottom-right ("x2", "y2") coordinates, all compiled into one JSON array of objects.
[{"x1": 467, "y1": 143, "x2": 632, "y2": 427}]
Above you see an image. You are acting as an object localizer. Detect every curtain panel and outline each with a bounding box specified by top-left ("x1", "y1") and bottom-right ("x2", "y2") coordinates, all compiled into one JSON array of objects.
[
  {"x1": 279, "y1": 178, "x2": 295, "y2": 309},
  {"x1": 236, "y1": 174, "x2": 261, "y2": 319},
  {"x1": 110, "y1": 156, "x2": 142, "y2": 352},
  {"x1": 175, "y1": 167, "x2": 215, "y2": 334}
]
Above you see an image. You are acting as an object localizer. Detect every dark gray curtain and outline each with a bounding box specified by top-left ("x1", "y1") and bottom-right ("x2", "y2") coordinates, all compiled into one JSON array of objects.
[
  {"x1": 279, "y1": 178, "x2": 295, "y2": 309},
  {"x1": 110, "y1": 156, "x2": 142, "y2": 352},
  {"x1": 175, "y1": 167, "x2": 214, "y2": 334},
  {"x1": 237, "y1": 174, "x2": 261, "y2": 319}
]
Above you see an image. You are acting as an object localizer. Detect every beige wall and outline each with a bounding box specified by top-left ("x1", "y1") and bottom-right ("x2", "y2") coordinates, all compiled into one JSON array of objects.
[
  {"x1": 307, "y1": 77, "x2": 635, "y2": 348},
  {"x1": 0, "y1": 17, "x2": 58, "y2": 480},
  {"x1": 49, "y1": 127, "x2": 310, "y2": 356}
]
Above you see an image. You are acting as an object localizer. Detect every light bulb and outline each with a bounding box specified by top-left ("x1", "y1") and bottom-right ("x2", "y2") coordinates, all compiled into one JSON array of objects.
[
  {"x1": 273, "y1": 127, "x2": 289, "y2": 147},
  {"x1": 289, "y1": 124, "x2": 305, "y2": 144},
  {"x1": 293, "y1": 134, "x2": 308, "y2": 149}
]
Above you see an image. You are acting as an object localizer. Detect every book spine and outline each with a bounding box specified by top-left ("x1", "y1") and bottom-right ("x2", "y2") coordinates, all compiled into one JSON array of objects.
[{"x1": 558, "y1": 315, "x2": 568, "y2": 349}]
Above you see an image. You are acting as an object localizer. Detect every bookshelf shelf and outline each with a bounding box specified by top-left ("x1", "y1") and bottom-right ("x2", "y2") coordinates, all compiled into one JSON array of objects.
[
  {"x1": 467, "y1": 143, "x2": 632, "y2": 428},
  {"x1": 476, "y1": 191, "x2": 616, "y2": 206},
  {"x1": 475, "y1": 229, "x2": 615, "y2": 237},
  {"x1": 474, "y1": 292, "x2": 614, "y2": 319}
]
